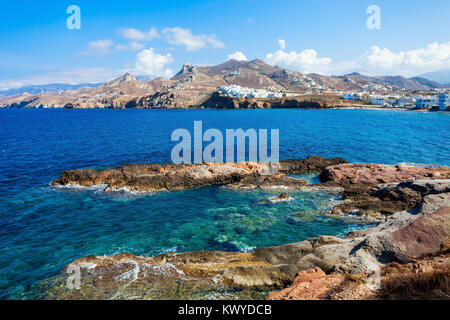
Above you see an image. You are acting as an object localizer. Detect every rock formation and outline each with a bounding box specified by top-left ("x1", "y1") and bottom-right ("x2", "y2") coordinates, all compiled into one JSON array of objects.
[
  {"x1": 201, "y1": 92, "x2": 350, "y2": 109},
  {"x1": 51, "y1": 156, "x2": 347, "y2": 192},
  {"x1": 319, "y1": 163, "x2": 450, "y2": 185},
  {"x1": 268, "y1": 192, "x2": 293, "y2": 203},
  {"x1": 52, "y1": 157, "x2": 449, "y2": 221},
  {"x1": 42, "y1": 157, "x2": 450, "y2": 299},
  {"x1": 319, "y1": 163, "x2": 450, "y2": 219},
  {"x1": 36, "y1": 192, "x2": 449, "y2": 300}
]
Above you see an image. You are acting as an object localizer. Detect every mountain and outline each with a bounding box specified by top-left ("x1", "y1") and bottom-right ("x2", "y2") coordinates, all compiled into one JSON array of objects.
[
  {"x1": 0, "y1": 59, "x2": 446, "y2": 109},
  {"x1": 418, "y1": 69, "x2": 450, "y2": 85},
  {"x1": 0, "y1": 83, "x2": 101, "y2": 97},
  {"x1": 344, "y1": 73, "x2": 444, "y2": 90},
  {"x1": 0, "y1": 73, "x2": 174, "y2": 109}
]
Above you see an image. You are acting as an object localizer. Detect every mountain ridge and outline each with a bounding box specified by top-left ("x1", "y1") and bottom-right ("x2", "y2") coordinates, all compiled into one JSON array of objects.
[
  {"x1": 418, "y1": 69, "x2": 450, "y2": 85},
  {"x1": 0, "y1": 59, "x2": 447, "y2": 109}
]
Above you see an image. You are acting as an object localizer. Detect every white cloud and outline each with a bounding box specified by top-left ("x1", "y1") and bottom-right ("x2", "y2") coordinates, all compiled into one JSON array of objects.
[
  {"x1": 278, "y1": 39, "x2": 286, "y2": 50},
  {"x1": 134, "y1": 48, "x2": 174, "y2": 78},
  {"x1": 228, "y1": 51, "x2": 248, "y2": 61},
  {"x1": 118, "y1": 28, "x2": 160, "y2": 41},
  {"x1": 265, "y1": 41, "x2": 450, "y2": 76},
  {"x1": 162, "y1": 27, "x2": 225, "y2": 51},
  {"x1": 265, "y1": 48, "x2": 332, "y2": 74},
  {"x1": 0, "y1": 67, "x2": 122, "y2": 90},
  {"x1": 76, "y1": 40, "x2": 115, "y2": 56},
  {"x1": 354, "y1": 42, "x2": 450, "y2": 76},
  {"x1": 115, "y1": 41, "x2": 145, "y2": 51}
]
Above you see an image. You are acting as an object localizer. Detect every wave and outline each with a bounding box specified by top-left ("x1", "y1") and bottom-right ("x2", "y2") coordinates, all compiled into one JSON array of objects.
[{"x1": 50, "y1": 183, "x2": 108, "y2": 193}]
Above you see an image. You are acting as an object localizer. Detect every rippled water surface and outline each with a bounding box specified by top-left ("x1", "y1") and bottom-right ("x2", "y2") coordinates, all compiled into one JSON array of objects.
[{"x1": 0, "y1": 108, "x2": 448, "y2": 299}]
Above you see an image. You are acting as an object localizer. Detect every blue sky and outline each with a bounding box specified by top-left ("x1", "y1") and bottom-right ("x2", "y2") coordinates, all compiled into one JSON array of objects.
[{"x1": 0, "y1": 0, "x2": 449, "y2": 89}]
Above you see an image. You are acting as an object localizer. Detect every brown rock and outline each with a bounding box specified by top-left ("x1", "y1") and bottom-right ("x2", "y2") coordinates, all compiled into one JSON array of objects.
[
  {"x1": 393, "y1": 208, "x2": 450, "y2": 260},
  {"x1": 319, "y1": 163, "x2": 450, "y2": 185},
  {"x1": 266, "y1": 267, "x2": 345, "y2": 300},
  {"x1": 51, "y1": 157, "x2": 345, "y2": 192}
]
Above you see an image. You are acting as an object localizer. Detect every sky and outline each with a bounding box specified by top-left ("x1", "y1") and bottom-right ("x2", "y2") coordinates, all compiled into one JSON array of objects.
[{"x1": 0, "y1": 0, "x2": 449, "y2": 90}]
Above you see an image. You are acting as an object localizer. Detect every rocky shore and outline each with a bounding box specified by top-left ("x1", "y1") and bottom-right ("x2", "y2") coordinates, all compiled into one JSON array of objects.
[
  {"x1": 43, "y1": 157, "x2": 450, "y2": 300},
  {"x1": 51, "y1": 156, "x2": 347, "y2": 192},
  {"x1": 200, "y1": 92, "x2": 356, "y2": 109}
]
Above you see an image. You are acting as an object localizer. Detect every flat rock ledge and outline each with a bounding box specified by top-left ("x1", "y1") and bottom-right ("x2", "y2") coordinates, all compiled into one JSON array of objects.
[
  {"x1": 52, "y1": 157, "x2": 450, "y2": 220},
  {"x1": 51, "y1": 156, "x2": 347, "y2": 192}
]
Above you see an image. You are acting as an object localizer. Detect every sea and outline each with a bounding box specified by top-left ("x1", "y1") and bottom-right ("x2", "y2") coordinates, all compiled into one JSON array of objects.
[{"x1": 0, "y1": 108, "x2": 448, "y2": 299}]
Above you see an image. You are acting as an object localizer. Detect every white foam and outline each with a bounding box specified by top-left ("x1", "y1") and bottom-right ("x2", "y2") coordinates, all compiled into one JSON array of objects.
[
  {"x1": 51, "y1": 183, "x2": 108, "y2": 193},
  {"x1": 79, "y1": 262, "x2": 97, "y2": 270},
  {"x1": 395, "y1": 162, "x2": 441, "y2": 168},
  {"x1": 114, "y1": 261, "x2": 140, "y2": 282}
]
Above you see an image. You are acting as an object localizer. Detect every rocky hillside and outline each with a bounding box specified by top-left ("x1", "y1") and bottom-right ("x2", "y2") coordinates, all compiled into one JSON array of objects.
[
  {"x1": 345, "y1": 72, "x2": 444, "y2": 90},
  {"x1": 0, "y1": 59, "x2": 445, "y2": 109},
  {"x1": 0, "y1": 83, "x2": 101, "y2": 98}
]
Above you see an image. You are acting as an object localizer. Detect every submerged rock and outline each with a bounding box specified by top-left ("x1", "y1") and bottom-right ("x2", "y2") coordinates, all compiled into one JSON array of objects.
[
  {"x1": 268, "y1": 192, "x2": 293, "y2": 203},
  {"x1": 36, "y1": 193, "x2": 450, "y2": 300}
]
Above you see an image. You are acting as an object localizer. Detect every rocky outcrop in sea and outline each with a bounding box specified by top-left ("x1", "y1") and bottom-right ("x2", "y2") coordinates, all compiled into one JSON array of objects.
[{"x1": 42, "y1": 157, "x2": 450, "y2": 300}]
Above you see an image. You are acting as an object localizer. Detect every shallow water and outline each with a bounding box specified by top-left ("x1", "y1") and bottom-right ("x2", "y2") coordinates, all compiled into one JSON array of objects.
[{"x1": 0, "y1": 108, "x2": 448, "y2": 299}]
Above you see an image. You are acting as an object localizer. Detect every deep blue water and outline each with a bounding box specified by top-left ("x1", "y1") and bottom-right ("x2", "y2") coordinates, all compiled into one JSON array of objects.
[{"x1": 0, "y1": 108, "x2": 448, "y2": 299}]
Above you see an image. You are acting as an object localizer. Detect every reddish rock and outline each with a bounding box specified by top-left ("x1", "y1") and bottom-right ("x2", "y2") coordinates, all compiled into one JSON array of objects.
[
  {"x1": 320, "y1": 163, "x2": 450, "y2": 185},
  {"x1": 393, "y1": 208, "x2": 450, "y2": 260},
  {"x1": 266, "y1": 267, "x2": 345, "y2": 300}
]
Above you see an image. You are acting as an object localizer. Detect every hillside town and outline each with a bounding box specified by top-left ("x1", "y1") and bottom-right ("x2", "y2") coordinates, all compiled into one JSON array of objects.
[
  {"x1": 218, "y1": 83, "x2": 450, "y2": 111},
  {"x1": 1, "y1": 59, "x2": 449, "y2": 111},
  {"x1": 218, "y1": 84, "x2": 301, "y2": 99},
  {"x1": 344, "y1": 91, "x2": 450, "y2": 110}
]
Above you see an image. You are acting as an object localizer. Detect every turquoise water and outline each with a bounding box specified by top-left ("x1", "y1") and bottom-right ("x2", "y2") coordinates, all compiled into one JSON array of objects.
[{"x1": 0, "y1": 108, "x2": 448, "y2": 299}]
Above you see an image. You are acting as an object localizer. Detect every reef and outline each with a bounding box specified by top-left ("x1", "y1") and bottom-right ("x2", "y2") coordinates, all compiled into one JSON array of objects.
[{"x1": 43, "y1": 157, "x2": 450, "y2": 300}]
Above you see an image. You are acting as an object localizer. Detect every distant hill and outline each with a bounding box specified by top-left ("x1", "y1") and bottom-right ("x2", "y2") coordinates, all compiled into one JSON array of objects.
[
  {"x1": 1, "y1": 59, "x2": 447, "y2": 109},
  {"x1": 0, "y1": 83, "x2": 102, "y2": 98},
  {"x1": 344, "y1": 73, "x2": 444, "y2": 90},
  {"x1": 418, "y1": 69, "x2": 450, "y2": 85}
]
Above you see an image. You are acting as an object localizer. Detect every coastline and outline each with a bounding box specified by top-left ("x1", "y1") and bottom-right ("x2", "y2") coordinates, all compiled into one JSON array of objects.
[
  {"x1": 36, "y1": 157, "x2": 450, "y2": 300},
  {"x1": 1, "y1": 104, "x2": 447, "y2": 112}
]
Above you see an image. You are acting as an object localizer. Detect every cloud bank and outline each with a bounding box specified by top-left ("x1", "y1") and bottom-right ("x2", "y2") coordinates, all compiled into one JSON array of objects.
[
  {"x1": 265, "y1": 41, "x2": 450, "y2": 76},
  {"x1": 118, "y1": 28, "x2": 160, "y2": 41},
  {"x1": 162, "y1": 27, "x2": 225, "y2": 51},
  {"x1": 266, "y1": 48, "x2": 332, "y2": 74},
  {"x1": 77, "y1": 40, "x2": 115, "y2": 55}
]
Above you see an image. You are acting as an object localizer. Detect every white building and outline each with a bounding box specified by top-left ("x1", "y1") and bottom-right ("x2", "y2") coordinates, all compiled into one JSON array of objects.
[
  {"x1": 344, "y1": 93, "x2": 362, "y2": 100},
  {"x1": 438, "y1": 93, "x2": 449, "y2": 111},
  {"x1": 371, "y1": 96, "x2": 385, "y2": 105},
  {"x1": 218, "y1": 85, "x2": 298, "y2": 99},
  {"x1": 387, "y1": 96, "x2": 399, "y2": 105},
  {"x1": 415, "y1": 97, "x2": 438, "y2": 109},
  {"x1": 344, "y1": 93, "x2": 353, "y2": 100},
  {"x1": 397, "y1": 96, "x2": 414, "y2": 107}
]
